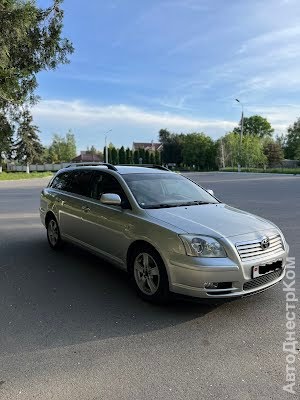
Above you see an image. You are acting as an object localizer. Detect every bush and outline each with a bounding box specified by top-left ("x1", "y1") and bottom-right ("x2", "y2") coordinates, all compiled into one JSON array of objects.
[{"x1": 220, "y1": 167, "x2": 300, "y2": 174}]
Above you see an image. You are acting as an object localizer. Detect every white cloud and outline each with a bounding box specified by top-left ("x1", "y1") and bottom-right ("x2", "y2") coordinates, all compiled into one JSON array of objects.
[
  {"x1": 238, "y1": 25, "x2": 300, "y2": 54},
  {"x1": 247, "y1": 104, "x2": 300, "y2": 131},
  {"x1": 33, "y1": 99, "x2": 236, "y2": 131},
  {"x1": 32, "y1": 99, "x2": 238, "y2": 149},
  {"x1": 32, "y1": 99, "x2": 300, "y2": 151}
]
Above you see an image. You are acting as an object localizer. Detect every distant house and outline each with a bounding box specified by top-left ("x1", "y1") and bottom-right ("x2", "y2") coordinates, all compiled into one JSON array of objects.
[
  {"x1": 71, "y1": 151, "x2": 102, "y2": 163},
  {"x1": 132, "y1": 141, "x2": 162, "y2": 152}
]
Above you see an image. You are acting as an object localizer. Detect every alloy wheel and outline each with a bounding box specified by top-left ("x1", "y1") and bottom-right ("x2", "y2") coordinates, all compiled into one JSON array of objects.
[
  {"x1": 48, "y1": 219, "x2": 59, "y2": 247},
  {"x1": 133, "y1": 252, "x2": 160, "y2": 295}
]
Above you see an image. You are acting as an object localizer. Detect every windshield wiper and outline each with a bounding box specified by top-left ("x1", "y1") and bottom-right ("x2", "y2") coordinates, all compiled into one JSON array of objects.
[
  {"x1": 143, "y1": 203, "x2": 181, "y2": 209},
  {"x1": 143, "y1": 201, "x2": 213, "y2": 209},
  {"x1": 179, "y1": 201, "x2": 212, "y2": 206}
]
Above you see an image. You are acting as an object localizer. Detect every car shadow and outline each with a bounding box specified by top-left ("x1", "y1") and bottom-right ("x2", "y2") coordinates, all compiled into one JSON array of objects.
[{"x1": 0, "y1": 232, "x2": 227, "y2": 355}]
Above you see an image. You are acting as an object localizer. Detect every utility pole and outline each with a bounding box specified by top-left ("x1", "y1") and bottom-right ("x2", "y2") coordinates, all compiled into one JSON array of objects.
[{"x1": 235, "y1": 99, "x2": 244, "y2": 172}]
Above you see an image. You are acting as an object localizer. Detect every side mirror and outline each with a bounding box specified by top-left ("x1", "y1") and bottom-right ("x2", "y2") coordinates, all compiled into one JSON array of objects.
[
  {"x1": 100, "y1": 193, "x2": 122, "y2": 206},
  {"x1": 207, "y1": 189, "x2": 214, "y2": 196}
]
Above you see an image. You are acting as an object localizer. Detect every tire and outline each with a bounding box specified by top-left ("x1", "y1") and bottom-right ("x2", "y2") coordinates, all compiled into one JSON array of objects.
[
  {"x1": 129, "y1": 245, "x2": 170, "y2": 304},
  {"x1": 46, "y1": 216, "x2": 63, "y2": 250}
]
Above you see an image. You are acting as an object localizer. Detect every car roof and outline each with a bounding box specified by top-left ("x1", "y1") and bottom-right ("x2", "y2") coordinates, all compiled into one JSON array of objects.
[
  {"x1": 115, "y1": 166, "x2": 170, "y2": 174},
  {"x1": 61, "y1": 165, "x2": 172, "y2": 175}
]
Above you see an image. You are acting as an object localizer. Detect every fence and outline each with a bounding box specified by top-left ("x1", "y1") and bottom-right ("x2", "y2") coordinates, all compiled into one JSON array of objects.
[{"x1": 6, "y1": 163, "x2": 71, "y2": 172}]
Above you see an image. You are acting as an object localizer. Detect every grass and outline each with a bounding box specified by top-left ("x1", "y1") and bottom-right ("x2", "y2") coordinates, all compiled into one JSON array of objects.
[
  {"x1": 220, "y1": 167, "x2": 300, "y2": 174},
  {"x1": 0, "y1": 171, "x2": 53, "y2": 181}
]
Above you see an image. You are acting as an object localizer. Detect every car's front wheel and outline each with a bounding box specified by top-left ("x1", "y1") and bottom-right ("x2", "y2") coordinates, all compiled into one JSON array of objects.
[
  {"x1": 130, "y1": 245, "x2": 169, "y2": 303},
  {"x1": 47, "y1": 216, "x2": 63, "y2": 250}
]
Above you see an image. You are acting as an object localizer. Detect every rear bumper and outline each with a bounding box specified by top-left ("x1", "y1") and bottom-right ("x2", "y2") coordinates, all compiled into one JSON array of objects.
[{"x1": 167, "y1": 249, "x2": 288, "y2": 299}]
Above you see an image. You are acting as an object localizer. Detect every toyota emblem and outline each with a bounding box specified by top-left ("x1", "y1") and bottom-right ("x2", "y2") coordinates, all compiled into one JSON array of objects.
[{"x1": 261, "y1": 237, "x2": 270, "y2": 250}]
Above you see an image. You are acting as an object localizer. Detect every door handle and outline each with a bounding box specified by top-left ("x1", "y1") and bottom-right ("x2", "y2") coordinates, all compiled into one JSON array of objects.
[{"x1": 81, "y1": 205, "x2": 90, "y2": 213}]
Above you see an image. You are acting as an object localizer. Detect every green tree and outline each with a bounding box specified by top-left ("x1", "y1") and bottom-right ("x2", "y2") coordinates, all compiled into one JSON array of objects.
[
  {"x1": 226, "y1": 133, "x2": 240, "y2": 167},
  {"x1": 242, "y1": 135, "x2": 266, "y2": 167},
  {"x1": 46, "y1": 131, "x2": 76, "y2": 162},
  {"x1": 0, "y1": 113, "x2": 14, "y2": 160},
  {"x1": 47, "y1": 134, "x2": 61, "y2": 162},
  {"x1": 285, "y1": 118, "x2": 300, "y2": 160},
  {"x1": 111, "y1": 146, "x2": 118, "y2": 164},
  {"x1": 233, "y1": 115, "x2": 274, "y2": 138},
  {"x1": 14, "y1": 109, "x2": 43, "y2": 172},
  {"x1": 0, "y1": 0, "x2": 74, "y2": 110},
  {"x1": 182, "y1": 132, "x2": 215, "y2": 169},
  {"x1": 103, "y1": 146, "x2": 108, "y2": 162},
  {"x1": 219, "y1": 132, "x2": 266, "y2": 168},
  {"x1": 108, "y1": 147, "x2": 112, "y2": 163},
  {"x1": 263, "y1": 140, "x2": 284, "y2": 167},
  {"x1": 125, "y1": 147, "x2": 132, "y2": 164},
  {"x1": 159, "y1": 129, "x2": 184, "y2": 165},
  {"x1": 218, "y1": 132, "x2": 241, "y2": 168},
  {"x1": 64, "y1": 131, "x2": 76, "y2": 161},
  {"x1": 133, "y1": 150, "x2": 139, "y2": 164},
  {"x1": 138, "y1": 148, "x2": 145, "y2": 163},
  {"x1": 158, "y1": 128, "x2": 171, "y2": 143},
  {"x1": 150, "y1": 152, "x2": 154, "y2": 164},
  {"x1": 118, "y1": 146, "x2": 125, "y2": 164},
  {"x1": 154, "y1": 150, "x2": 160, "y2": 164},
  {"x1": 145, "y1": 150, "x2": 150, "y2": 164}
]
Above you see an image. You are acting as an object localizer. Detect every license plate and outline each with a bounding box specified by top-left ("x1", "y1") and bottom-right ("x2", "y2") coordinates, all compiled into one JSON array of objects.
[
  {"x1": 252, "y1": 260, "x2": 282, "y2": 278},
  {"x1": 252, "y1": 265, "x2": 263, "y2": 278}
]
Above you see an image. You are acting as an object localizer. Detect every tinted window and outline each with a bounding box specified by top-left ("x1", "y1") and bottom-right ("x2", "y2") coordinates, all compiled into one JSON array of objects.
[
  {"x1": 68, "y1": 170, "x2": 94, "y2": 196},
  {"x1": 50, "y1": 171, "x2": 72, "y2": 191},
  {"x1": 90, "y1": 172, "x2": 127, "y2": 202}
]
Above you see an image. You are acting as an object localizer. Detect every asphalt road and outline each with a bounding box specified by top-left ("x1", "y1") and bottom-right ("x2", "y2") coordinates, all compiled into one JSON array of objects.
[{"x1": 0, "y1": 173, "x2": 299, "y2": 400}]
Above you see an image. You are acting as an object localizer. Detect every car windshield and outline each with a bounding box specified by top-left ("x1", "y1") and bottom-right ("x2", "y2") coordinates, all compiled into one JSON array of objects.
[{"x1": 122, "y1": 173, "x2": 219, "y2": 209}]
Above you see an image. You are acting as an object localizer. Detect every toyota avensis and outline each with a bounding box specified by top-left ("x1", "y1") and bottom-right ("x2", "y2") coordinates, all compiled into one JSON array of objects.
[{"x1": 40, "y1": 163, "x2": 289, "y2": 303}]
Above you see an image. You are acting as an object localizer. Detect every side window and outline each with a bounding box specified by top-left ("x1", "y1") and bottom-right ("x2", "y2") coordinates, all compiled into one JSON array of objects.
[
  {"x1": 68, "y1": 170, "x2": 94, "y2": 197},
  {"x1": 50, "y1": 171, "x2": 71, "y2": 191},
  {"x1": 90, "y1": 172, "x2": 128, "y2": 203}
]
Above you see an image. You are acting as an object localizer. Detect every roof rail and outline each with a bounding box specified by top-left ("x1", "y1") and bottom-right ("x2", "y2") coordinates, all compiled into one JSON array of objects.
[
  {"x1": 118, "y1": 164, "x2": 170, "y2": 171},
  {"x1": 65, "y1": 162, "x2": 118, "y2": 171}
]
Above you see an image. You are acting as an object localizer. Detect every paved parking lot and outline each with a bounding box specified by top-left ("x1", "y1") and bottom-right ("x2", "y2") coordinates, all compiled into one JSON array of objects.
[{"x1": 0, "y1": 172, "x2": 299, "y2": 400}]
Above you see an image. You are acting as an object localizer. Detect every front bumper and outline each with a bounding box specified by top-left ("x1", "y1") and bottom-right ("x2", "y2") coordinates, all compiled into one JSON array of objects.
[
  {"x1": 167, "y1": 246, "x2": 289, "y2": 299},
  {"x1": 39, "y1": 207, "x2": 46, "y2": 227}
]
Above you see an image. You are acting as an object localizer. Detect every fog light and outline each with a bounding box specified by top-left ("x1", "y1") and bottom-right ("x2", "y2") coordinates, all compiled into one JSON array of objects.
[{"x1": 204, "y1": 282, "x2": 219, "y2": 289}]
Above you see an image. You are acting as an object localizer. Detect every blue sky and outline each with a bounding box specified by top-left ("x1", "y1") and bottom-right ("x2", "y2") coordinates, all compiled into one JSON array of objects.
[{"x1": 34, "y1": 0, "x2": 300, "y2": 151}]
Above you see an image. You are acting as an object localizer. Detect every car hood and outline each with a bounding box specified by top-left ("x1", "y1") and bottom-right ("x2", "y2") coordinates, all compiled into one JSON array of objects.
[{"x1": 146, "y1": 203, "x2": 277, "y2": 238}]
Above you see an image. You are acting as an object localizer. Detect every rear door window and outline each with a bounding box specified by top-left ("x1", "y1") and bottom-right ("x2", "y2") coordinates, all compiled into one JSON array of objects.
[
  {"x1": 50, "y1": 171, "x2": 72, "y2": 191},
  {"x1": 68, "y1": 170, "x2": 94, "y2": 197}
]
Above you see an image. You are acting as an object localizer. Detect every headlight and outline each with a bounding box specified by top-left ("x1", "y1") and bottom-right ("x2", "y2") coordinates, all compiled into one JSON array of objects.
[{"x1": 179, "y1": 235, "x2": 227, "y2": 258}]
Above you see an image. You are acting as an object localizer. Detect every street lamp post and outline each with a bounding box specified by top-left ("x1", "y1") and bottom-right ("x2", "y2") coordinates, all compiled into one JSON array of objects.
[
  {"x1": 104, "y1": 129, "x2": 112, "y2": 163},
  {"x1": 235, "y1": 99, "x2": 244, "y2": 172}
]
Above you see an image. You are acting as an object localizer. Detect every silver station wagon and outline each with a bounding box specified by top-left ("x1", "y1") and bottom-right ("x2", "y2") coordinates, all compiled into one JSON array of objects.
[{"x1": 40, "y1": 163, "x2": 289, "y2": 303}]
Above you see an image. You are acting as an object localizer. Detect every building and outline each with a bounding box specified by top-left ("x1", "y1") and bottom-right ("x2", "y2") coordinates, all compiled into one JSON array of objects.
[
  {"x1": 132, "y1": 141, "x2": 162, "y2": 152},
  {"x1": 71, "y1": 151, "x2": 102, "y2": 163}
]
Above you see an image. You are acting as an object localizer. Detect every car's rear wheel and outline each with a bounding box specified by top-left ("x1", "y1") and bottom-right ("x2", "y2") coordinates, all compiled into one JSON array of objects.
[
  {"x1": 130, "y1": 245, "x2": 169, "y2": 303},
  {"x1": 47, "y1": 216, "x2": 63, "y2": 250}
]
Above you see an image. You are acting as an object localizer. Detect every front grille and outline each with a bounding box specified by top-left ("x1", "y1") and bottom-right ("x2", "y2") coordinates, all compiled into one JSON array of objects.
[
  {"x1": 243, "y1": 269, "x2": 283, "y2": 291},
  {"x1": 236, "y1": 234, "x2": 284, "y2": 261}
]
